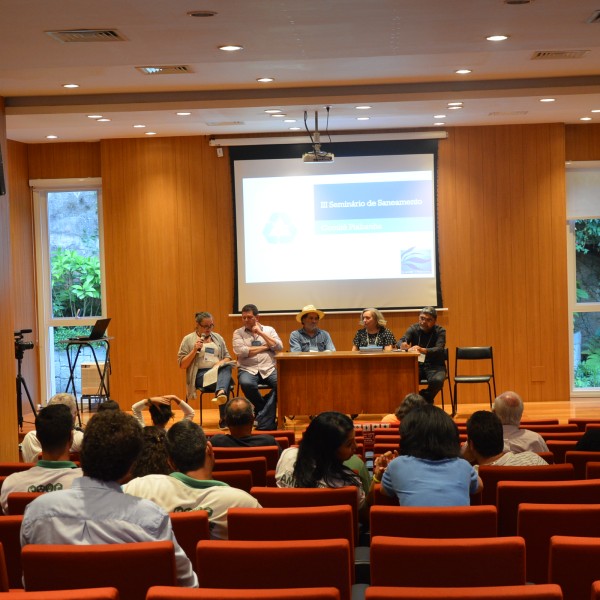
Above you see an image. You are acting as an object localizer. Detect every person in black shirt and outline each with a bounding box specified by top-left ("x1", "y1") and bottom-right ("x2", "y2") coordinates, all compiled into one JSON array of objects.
[
  {"x1": 210, "y1": 397, "x2": 281, "y2": 453},
  {"x1": 397, "y1": 306, "x2": 446, "y2": 404}
]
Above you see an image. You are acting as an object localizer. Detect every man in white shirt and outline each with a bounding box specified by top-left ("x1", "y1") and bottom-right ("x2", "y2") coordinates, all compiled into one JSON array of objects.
[
  {"x1": 21, "y1": 392, "x2": 83, "y2": 463},
  {"x1": 2, "y1": 404, "x2": 82, "y2": 514},
  {"x1": 465, "y1": 410, "x2": 548, "y2": 469},
  {"x1": 493, "y1": 391, "x2": 549, "y2": 453},
  {"x1": 232, "y1": 303, "x2": 283, "y2": 430},
  {"x1": 21, "y1": 410, "x2": 197, "y2": 588},
  {"x1": 123, "y1": 419, "x2": 261, "y2": 539}
]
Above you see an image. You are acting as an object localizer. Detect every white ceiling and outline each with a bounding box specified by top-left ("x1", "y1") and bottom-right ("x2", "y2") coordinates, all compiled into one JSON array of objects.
[{"x1": 3, "y1": 0, "x2": 600, "y2": 143}]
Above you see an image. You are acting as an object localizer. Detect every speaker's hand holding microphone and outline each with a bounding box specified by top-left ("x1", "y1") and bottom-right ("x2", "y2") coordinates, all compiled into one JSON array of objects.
[{"x1": 195, "y1": 334, "x2": 207, "y2": 353}]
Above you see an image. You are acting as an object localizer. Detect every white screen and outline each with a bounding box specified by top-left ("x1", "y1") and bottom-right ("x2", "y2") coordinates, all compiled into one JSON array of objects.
[{"x1": 233, "y1": 150, "x2": 439, "y2": 313}]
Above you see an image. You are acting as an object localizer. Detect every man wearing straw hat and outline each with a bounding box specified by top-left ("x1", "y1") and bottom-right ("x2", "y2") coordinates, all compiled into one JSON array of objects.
[{"x1": 289, "y1": 304, "x2": 336, "y2": 352}]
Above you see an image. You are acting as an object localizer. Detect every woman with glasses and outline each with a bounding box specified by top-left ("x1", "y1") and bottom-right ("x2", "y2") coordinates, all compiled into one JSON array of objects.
[{"x1": 178, "y1": 311, "x2": 235, "y2": 429}]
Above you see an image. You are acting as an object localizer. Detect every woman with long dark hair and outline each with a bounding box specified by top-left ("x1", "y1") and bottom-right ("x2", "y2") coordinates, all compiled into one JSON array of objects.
[
  {"x1": 275, "y1": 411, "x2": 366, "y2": 509},
  {"x1": 379, "y1": 404, "x2": 482, "y2": 505}
]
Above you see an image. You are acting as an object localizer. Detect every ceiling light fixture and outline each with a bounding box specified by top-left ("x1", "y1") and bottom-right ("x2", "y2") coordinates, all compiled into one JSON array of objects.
[
  {"x1": 486, "y1": 35, "x2": 509, "y2": 41},
  {"x1": 289, "y1": 127, "x2": 301, "y2": 131},
  {"x1": 355, "y1": 106, "x2": 372, "y2": 110},
  {"x1": 87, "y1": 114, "x2": 102, "y2": 119},
  {"x1": 592, "y1": 110, "x2": 600, "y2": 113},
  {"x1": 434, "y1": 114, "x2": 446, "y2": 119},
  {"x1": 176, "y1": 112, "x2": 191, "y2": 116},
  {"x1": 256, "y1": 77, "x2": 274, "y2": 83},
  {"x1": 271, "y1": 114, "x2": 286, "y2": 118},
  {"x1": 145, "y1": 131, "x2": 157, "y2": 135},
  {"x1": 133, "y1": 124, "x2": 146, "y2": 128},
  {"x1": 264, "y1": 109, "x2": 282, "y2": 114},
  {"x1": 46, "y1": 135, "x2": 58, "y2": 139},
  {"x1": 187, "y1": 10, "x2": 217, "y2": 17},
  {"x1": 447, "y1": 102, "x2": 463, "y2": 106},
  {"x1": 580, "y1": 117, "x2": 592, "y2": 121},
  {"x1": 434, "y1": 122, "x2": 445, "y2": 126},
  {"x1": 357, "y1": 117, "x2": 370, "y2": 121},
  {"x1": 284, "y1": 119, "x2": 296, "y2": 123},
  {"x1": 62, "y1": 83, "x2": 79, "y2": 88},
  {"x1": 448, "y1": 106, "x2": 463, "y2": 110},
  {"x1": 540, "y1": 98, "x2": 555, "y2": 102},
  {"x1": 218, "y1": 44, "x2": 243, "y2": 51},
  {"x1": 96, "y1": 118, "x2": 111, "y2": 122},
  {"x1": 455, "y1": 69, "x2": 472, "y2": 75}
]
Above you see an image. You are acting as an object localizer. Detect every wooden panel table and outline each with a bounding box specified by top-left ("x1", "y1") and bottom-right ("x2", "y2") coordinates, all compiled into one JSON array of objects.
[{"x1": 276, "y1": 351, "x2": 419, "y2": 420}]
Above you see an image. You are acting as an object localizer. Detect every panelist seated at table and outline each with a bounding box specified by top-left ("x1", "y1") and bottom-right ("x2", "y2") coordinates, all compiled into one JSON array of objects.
[
  {"x1": 397, "y1": 306, "x2": 446, "y2": 404},
  {"x1": 289, "y1": 304, "x2": 336, "y2": 353},
  {"x1": 351, "y1": 307, "x2": 396, "y2": 351}
]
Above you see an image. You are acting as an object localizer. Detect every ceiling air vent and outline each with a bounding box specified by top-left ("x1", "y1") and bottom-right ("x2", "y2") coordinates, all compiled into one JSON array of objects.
[
  {"x1": 46, "y1": 29, "x2": 127, "y2": 43},
  {"x1": 532, "y1": 50, "x2": 589, "y2": 60},
  {"x1": 136, "y1": 66, "x2": 192, "y2": 75}
]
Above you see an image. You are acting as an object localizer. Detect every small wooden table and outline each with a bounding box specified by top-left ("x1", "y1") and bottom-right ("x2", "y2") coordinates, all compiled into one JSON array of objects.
[{"x1": 276, "y1": 350, "x2": 419, "y2": 420}]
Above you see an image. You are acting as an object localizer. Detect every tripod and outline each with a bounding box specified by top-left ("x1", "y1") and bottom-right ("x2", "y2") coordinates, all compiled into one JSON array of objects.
[{"x1": 16, "y1": 347, "x2": 37, "y2": 430}]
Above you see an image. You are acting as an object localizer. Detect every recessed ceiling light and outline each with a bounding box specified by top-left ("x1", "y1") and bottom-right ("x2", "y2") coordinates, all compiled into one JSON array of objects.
[
  {"x1": 540, "y1": 98, "x2": 555, "y2": 103},
  {"x1": 264, "y1": 109, "x2": 282, "y2": 114},
  {"x1": 580, "y1": 117, "x2": 592, "y2": 121},
  {"x1": 284, "y1": 119, "x2": 297, "y2": 123},
  {"x1": 257, "y1": 77, "x2": 274, "y2": 83},
  {"x1": 289, "y1": 127, "x2": 301, "y2": 131},
  {"x1": 62, "y1": 83, "x2": 79, "y2": 88},
  {"x1": 219, "y1": 45, "x2": 243, "y2": 52},
  {"x1": 434, "y1": 114, "x2": 446, "y2": 119},
  {"x1": 448, "y1": 102, "x2": 463, "y2": 106},
  {"x1": 271, "y1": 114, "x2": 286, "y2": 118},
  {"x1": 87, "y1": 115, "x2": 102, "y2": 119},
  {"x1": 46, "y1": 135, "x2": 58, "y2": 139},
  {"x1": 434, "y1": 122, "x2": 446, "y2": 126},
  {"x1": 187, "y1": 10, "x2": 217, "y2": 17},
  {"x1": 486, "y1": 35, "x2": 509, "y2": 42},
  {"x1": 355, "y1": 106, "x2": 372, "y2": 110},
  {"x1": 176, "y1": 112, "x2": 191, "y2": 116},
  {"x1": 592, "y1": 110, "x2": 600, "y2": 113},
  {"x1": 448, "y1": 106, "x2": 463, "y2": 110},
  {"x1": 145, "y1": 131, "x2": 157, "y2": 135},
  {"x1": 96, "y1": 118, "x2": 111, "y2": 122},
  {"x1": 455, "y1": 69, "x2": 472, "y2": 75},
  {"x1": 133, "y1": 124, "x2": 146, "y2": 128},
  {"x1": 357, "y1": 117, "x2": 370, "y2": 121}
]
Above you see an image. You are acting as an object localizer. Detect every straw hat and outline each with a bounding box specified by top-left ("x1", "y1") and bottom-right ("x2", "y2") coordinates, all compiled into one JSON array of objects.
[{"x1": 296, "y1": 304, "x2": 325, "y2": 323}]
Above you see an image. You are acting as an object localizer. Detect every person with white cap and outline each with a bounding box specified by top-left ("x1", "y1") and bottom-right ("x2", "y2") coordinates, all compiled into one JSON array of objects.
[{"x1": 289, "y1": 305, "x2": 336, "y2": 352}]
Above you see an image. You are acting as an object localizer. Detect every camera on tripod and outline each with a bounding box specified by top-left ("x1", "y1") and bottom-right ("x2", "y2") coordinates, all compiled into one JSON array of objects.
[{"x1": 14, "y1": 329, "x2": 34, "y2": 359}]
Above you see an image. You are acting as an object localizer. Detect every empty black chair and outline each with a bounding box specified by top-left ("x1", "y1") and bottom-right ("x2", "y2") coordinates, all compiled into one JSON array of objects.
[{"x1": 453, "y1": 346, "x2": 496, "y2": 415}]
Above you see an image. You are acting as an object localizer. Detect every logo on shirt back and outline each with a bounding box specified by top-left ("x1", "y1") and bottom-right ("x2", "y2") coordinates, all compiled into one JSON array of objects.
[{"x1": 28, "y1": 483, "x2": 64, "y2": 493}]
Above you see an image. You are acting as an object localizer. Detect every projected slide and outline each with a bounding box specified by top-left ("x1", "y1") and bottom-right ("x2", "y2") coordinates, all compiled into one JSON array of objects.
[{"x1": 234, "y1": 151, "x2": 438, "y2": 312}]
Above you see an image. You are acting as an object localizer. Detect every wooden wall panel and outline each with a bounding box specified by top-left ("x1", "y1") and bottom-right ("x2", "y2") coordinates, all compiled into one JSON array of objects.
[
  {"x1": 566, "y1": 124, "x2": 600, "y2": 160},
  {"x1": 0, "y1": 105, "x2": 20, "y2": 459},
  {"x1": 28, "y1": 142, "x2": 100, "y2": 179}
]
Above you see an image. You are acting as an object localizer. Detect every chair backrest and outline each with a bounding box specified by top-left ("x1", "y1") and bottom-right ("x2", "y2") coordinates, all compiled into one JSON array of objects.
[
  {"x1": 497, "y1": 479, "x2": 600, "y2": 536},
  {"x1": 524, "y1": 424, "x2": 579, "y2": 433},
  {"x1": 213, "y1": 456, "x2": 267, "y2": 487},
  {"x1": 521, "y1": 420, "x2": 560, "y2": 426},
  {"x1": 587, "y1": 461, "x2": 600, "y2": 479},
  {"x1": 274, "y1": 436, "x2": 290, "y2": 449},
  {"x1": 22, "y1": 541, "x2": 177, "y2": 600},
  {"x1": 370, "y1": 505, "x2": 497, "y2": 538},
  {"x1": 477, "y1": 463, "x2": 575, "y2": 505},
  {"x1": 568, "y1": 417, "x2": 600, "y2": 431},
  {"x1": 549, "y1": 535, "x2": 600, "y2": 600},
  {"x1": 0, "y1": 463, "x2": 34, "y2": 477},
  {"x1": 565, "y1": 451, "x2": 600, "y2": 479},
  {"x1": 212, "y1": 469, "x2": 253, "y2": 493},
  {"x1": 169, "y1": 510, "x2": 210, "y2": 572},
  {"x1": 593, "y1": 580, "x2": 600, "y2": 600},
  {"x1": 0, "y1": 515, "x2": 23, "y2": 589},
  {"x1": 537, "y1": 452, "x2": 555, "y2": 464},
  {"x1": 372, "y1": 443, "x2": 401, "y2": 456},
  {"x1": 365, "y1": 584, "x2": 563, "y2": 600},
  {"x1": 147, "y1": 587, "x2": 341, "y2": 600},
  {"x1": 212, "y1": 446, "x2": 279, "y2": 470},
  {"x1": 252, "y1": 430, "x2": 296, "y2": 446},
  {"x1": 517, "y1": 502, "x2": 600, "y2": 584},
  {"x1": 454, "y1": 346, "x2": 494, "y2": 377},
  {"x1": 0, "y1": 544, "x2": 9, "y2": 593},
  {"x1": 196, "y1": 539, "x2": 352, "y2": 600},
  {"x1": 540, "y1": 432, "x2": 584, "y2": 442},
  {"x1": 370, "y1": 535, "x2": 526, "y2": 587},
  {"x1": 228, "y1": 505, "x2": 354, "y2": 547},
  {"x1": 545, "y1": 440, "x2": 580, "y2": 464},
  {"x1": 249, "y1": 487, "x2": 359, "y2": 543},
  {"x1": 6, "y1": 492, "x2": 43, "y2": 515},
  {"x1": 0, "y1": 589, "x2": 120, "y2": 600}
]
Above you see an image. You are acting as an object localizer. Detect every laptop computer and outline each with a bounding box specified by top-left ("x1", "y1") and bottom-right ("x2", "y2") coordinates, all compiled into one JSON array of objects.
[{"x1": 75, "y1": 318, "x2": 111, "y2": 341}]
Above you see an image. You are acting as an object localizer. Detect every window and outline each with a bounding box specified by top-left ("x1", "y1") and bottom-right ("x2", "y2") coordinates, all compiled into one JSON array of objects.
[{"x1": 32, "y1": 178, "x2": 106, "y2": 401}]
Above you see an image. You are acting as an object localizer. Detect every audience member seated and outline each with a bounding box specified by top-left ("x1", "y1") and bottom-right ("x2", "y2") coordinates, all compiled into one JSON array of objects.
[
  {"x1": 97, "y1": 399, "x2": 120, "y2": 412},
  {"x1": 381, "y1": 393, "x2": 428, "y2": 425},
  {"x1": 2, "y1": 404, "x2": 82, "y2": 514},
  {"x1": 132, "y1": 394, "x2": 194, "y2": 429},
  {"x1": 130, "y1": 426, "x2": 172, "y2": 479},
  {"x1": 275, "y1": 411, "x2": 368, "y2": 519},
  {"x1": 494, "y1": 391, "x2": 549, "y2": 453},
  {"x1": 380, "y1": 404, "x2": 482, "y2": 505},
  {"x1": 123, "y1": 419, "x2": 261, "y2": 539},
  {"x1": 464, "y1": 410, "x2": 549, "y2": 468},
  {"x1": 21, "y1": 393, "x2": 83, "y2": 463},
  {"x1": 210, "y1": 397, "x2": 281, "y2": 452},
  {"x1": 575, "y1": 428, "x2": 600, "y2": 451},
  {"x1": 20, "y1": 410, "x2": 197, "y2": 587}
]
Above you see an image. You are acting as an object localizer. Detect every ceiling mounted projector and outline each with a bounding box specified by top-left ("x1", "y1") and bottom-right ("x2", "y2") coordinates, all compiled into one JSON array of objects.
[{"x1": 303, "y1": 109, "x2": 334, "y2": 163}]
